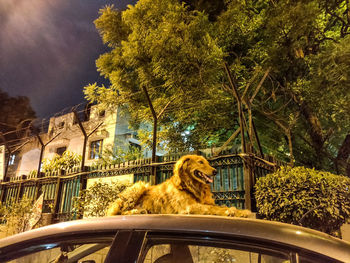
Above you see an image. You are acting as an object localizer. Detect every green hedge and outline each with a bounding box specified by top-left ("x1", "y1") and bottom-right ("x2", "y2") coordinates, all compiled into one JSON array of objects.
[
  {"x1": 255, "y1": 166, "x2": 350, "y2": 235},
  {"x1": 73, "y1": 181, "x2": 131, "y2": 218}
]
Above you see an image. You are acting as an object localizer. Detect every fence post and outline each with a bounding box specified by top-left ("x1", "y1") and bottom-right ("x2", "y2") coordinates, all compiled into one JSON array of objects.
[
  {"x1": 75, "y1": 173, "x2": 88, "y2": 219},
  {"x1": 80, "y1": 173, "x2": 87, "y2": 192},
  {"x1": 0, "y1": 185, "x2": 5, "y2": 204},
  {"x1": 34, "y1": 180, "x2": 41, "y2": 200},
  {"x1": 151, "y1": 156, "x2": 160, "y2": 185},
  {"x1": 243, "y1": 155, "x2": 255, "y2": 211},
  {"x1": 53, "y1": 177, "x2": 62, "y2": 221},
  {"x1": 16, "y1": 181, "x2": 23, "y2": 202}
]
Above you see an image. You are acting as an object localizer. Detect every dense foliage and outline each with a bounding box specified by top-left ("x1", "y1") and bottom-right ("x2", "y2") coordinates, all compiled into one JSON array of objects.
[
  {"x1": 255, "y1": 166, "x2": 350, "y2": 235},
  {"x1": 0, "y1": 197, "x2": 33, "y2": 235},
  {"x1": 85, "y1": 0, "x2": 350, "y2": 174},
  {"x1": 93, "y1": 143, "x2": 143, "y2": 166},
  {"x1": 41, "y1": 151, "x2": 81, "y2": 174},
  {"x1": 73, "y1": 181, "x2": 130, "y2": 218}
]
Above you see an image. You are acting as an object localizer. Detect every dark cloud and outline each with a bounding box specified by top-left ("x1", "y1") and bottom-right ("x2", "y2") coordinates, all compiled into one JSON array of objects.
[{"x1": 0, "y1": 0, "x2": 135, "y2": 118}]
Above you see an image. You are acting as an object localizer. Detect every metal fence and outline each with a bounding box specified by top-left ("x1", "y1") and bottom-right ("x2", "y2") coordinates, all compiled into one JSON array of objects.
[{"x1": 0, "y1": 153, "x2": 276, "y2": 223}]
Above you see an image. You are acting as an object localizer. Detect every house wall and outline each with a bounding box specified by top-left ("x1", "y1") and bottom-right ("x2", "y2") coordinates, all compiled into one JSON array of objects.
[
  {"x1": 5, "y1": 105, "x2": 144, "y2": 178},
  {"x1": 10, "y1": 137, "x2": 44, "y2": 177},
  {"x1": 44, "y1": 105, "x2": 126, "y2": 167},
  {"x1": 16, "y1": 148, "x2": 41, "y2": 177}
]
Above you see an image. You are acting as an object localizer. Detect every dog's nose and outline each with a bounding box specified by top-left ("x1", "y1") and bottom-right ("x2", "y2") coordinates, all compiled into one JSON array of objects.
[{"x1": 213, "y1": 169, "x2": 217, "y2": 176}]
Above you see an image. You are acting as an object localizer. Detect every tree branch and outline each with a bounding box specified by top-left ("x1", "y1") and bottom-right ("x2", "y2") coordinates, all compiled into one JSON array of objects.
[
  {"x1": 250, "y1": 68, "x2": 271, "y2": 103},
  {"x1": 142, "y1": 86, "x2": 157, "y2": 120},
  {"x1": 242, "y1": 68, "x2": 261, "y2": 100},
  {"x1": 157, "y1": 98, "x2": 174, "y2": 120},
  {"x1": 213, "y1": 127, "x2": 241, "y2": 156}
]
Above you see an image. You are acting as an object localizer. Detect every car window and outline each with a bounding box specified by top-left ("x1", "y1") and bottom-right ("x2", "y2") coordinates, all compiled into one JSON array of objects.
[
  {"x1": 7, "y1": 246, "x2": 62, "y2": 263},
  {"x1": 298, "y1": 255, "x2": 342, "y2": 263},
  {"x1": 76, "y1": 245, "x2": 111, "y2": 263},
  {"x1": 139, "y1": 236, "x2": 291, "y2": 263},
  {"x1": 7, "y1": 243, "x2": 111, "y2": 263},
  {"x1": 2, "y1": 233, "x2": 115, "y2": 263}
]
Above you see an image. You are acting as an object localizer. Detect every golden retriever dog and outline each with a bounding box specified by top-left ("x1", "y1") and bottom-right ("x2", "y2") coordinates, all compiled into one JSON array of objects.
[{"x1": 107, "y1": 155, "x2": 251, "y2": 217}]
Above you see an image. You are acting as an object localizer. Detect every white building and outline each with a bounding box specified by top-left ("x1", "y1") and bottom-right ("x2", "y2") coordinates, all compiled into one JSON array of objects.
[{"x1": 3, "y1": 105, "x2": 152, "y2": 179}]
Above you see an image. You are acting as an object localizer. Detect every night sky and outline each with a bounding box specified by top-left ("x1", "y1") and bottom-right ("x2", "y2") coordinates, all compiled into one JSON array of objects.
[{"x1": 0, "y1": 0, "x2": 135, "y2": 118}]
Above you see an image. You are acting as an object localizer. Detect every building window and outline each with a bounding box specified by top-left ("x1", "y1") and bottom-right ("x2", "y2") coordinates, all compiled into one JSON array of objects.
[
  {"x1": 98, "y1": 110, "x2": 106, "y2": 118},
  {"x1": 8, "y1": 154, "x2": 16, "y2": 165},
  {"x1": 89, "y1": 139, "x2": 103, "y2": 159},
  {"x1": 129, "y1": 142, "x2": 141, "y2": 151},
  {"x1": 58, "y1": 121, "x2": 65, "y2": 129},
  {"x1": 56, "y1": 147, "x2": 67, "y2": 156}
]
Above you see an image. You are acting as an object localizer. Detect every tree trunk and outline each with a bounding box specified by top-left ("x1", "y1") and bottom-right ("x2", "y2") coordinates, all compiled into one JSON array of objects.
[
  {"x1": 151, "y1": 117, "x2": 158, "y2": 184},
  {"x1": 286, "y1": 129, "x2": 294, "y2": 167},
  {"x1": 299, "y1": 101, "x2": 324, "y2": 153},
  {"x1": 336, "y1": 134, "x2": 350, "y2": 176}
]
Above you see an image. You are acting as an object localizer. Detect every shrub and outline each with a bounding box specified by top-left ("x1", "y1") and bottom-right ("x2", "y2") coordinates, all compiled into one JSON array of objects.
[
  {"x1": 72, "y1": 181, "x2": 131, "y2": 218},
  {"x1": 255, "y1": 166, "x2": 350, "y2": 235},
  {"x1": 28, "y1": 170, "x2": 38, "y2": 177},
  {"x1": 0, "y1": 196, "x2": 33, "y2": 235},
  {"x1": 41, "y1": 151, "x2": 81, "y2": 174},
  {"x1": 93, "y1": 143, "x2": 143, "y2": 166}
]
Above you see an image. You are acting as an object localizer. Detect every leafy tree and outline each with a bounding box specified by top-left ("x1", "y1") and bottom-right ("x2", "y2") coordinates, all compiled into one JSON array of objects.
[
  {"x1": 255, "y1": 166, "x2": 350, "y2": 236},
  {"x1": 86, "y1": 0, "x2": 350, "y2": 173},
  {"x1": 0, "y1": 89, "x2": 36, "y2": 142},
  {"x1": 305, "y1": 36, "x2": 350, "y2": 174},
  {"x1": 85, "y1": 0, "x2": 230, "y2": 155},
  {"x1": 266, "y1": 1, "x2": 350, "y2": 172},
  {"x1": 182, "y1": 0, "x2": 226, "y2": 21},
  {"x1": 213, "y1": 0, "x2": 350, "y2": 172}
]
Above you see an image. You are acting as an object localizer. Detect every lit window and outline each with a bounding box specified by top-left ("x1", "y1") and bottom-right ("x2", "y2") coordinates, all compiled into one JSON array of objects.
[
  {"x1": 89, "y1": 140, "x2": 103, "y2": 159},
  {"x1": 56, "y1": 147, "x2": 67, "y2": 156},
  {"x1": 9, "y1": 154, "x2": 16, "y2": 165}
]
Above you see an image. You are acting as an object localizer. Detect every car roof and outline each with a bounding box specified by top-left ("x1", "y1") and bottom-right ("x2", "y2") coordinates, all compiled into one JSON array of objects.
[{"x1": 1, "y1": 215, "x2": 350, "y2": 262}]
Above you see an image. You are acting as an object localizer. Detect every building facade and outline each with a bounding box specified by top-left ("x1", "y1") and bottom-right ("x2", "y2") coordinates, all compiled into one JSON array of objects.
[{"x1": 1, "y1": 105, "x2": 148, "y2": 180}]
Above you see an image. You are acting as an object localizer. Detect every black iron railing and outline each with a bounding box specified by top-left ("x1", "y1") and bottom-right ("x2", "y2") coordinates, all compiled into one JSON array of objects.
[{"x1": 0, "y1": 153, "x2": 277, "y2": 223}]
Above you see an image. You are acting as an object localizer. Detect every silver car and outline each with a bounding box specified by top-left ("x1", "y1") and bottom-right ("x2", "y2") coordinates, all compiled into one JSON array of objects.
[{"x1": 0, "y1": 215, "x2": 349, "y2": 263}]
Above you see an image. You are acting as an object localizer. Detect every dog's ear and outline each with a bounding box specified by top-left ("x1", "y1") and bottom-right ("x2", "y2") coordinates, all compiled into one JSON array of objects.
[
  {"x1": 174, "y1": 156, "x2": 191, "y2": 175},
  {"x1": 181, "y1": 158, "x2": 190, "y2": 172}
]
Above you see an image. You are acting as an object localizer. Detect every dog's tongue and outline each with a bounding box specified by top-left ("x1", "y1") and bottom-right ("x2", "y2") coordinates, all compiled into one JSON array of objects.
[{"x1": 203, "y1": 174, "x2": 213, "y2": 184}]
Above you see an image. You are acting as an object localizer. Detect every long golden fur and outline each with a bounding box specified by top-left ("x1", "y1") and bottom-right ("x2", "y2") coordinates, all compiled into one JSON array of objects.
[{"x1": 107, "y1": 155, "x2": 251, "y2": 217}]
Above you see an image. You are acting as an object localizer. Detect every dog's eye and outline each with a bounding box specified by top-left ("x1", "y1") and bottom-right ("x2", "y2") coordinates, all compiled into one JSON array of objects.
[{"x1": 198, "y1": 160, "x2": 204, "y2": 164}]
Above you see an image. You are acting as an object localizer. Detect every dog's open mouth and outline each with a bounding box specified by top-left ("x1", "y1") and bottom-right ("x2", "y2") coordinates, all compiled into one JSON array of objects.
[{"x1": 194, "y1": 170, "x2": 213, "y2": 184}]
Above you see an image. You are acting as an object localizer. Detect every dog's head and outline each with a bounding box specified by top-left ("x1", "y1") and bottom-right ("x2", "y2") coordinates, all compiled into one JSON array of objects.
[{"x1": 174, "y1": 155, "x2": 217, "y2": 185}]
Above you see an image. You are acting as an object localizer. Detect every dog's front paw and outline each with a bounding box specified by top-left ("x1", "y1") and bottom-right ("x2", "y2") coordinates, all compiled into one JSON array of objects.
[
  {"x1": 235, "y1": 209, "x2": 252, "y2": 218},
  {"x1": 225, "y1": 207, "x2": 238, "y2": 217},
  {"x1": 106, "y1": 199, "x2": 123, "y2": 216},
  {"x1": 225, "y1": 207, "x2": 251, "y2": 218},
  {"x1": 123, "y1": 208, "x2": 148, "y2": 215}
]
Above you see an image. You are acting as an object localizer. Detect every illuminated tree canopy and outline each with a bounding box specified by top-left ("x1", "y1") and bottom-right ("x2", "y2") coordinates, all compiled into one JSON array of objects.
[{"x1": 85, "y1": 0, "x2": 350, "y2": 175}]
